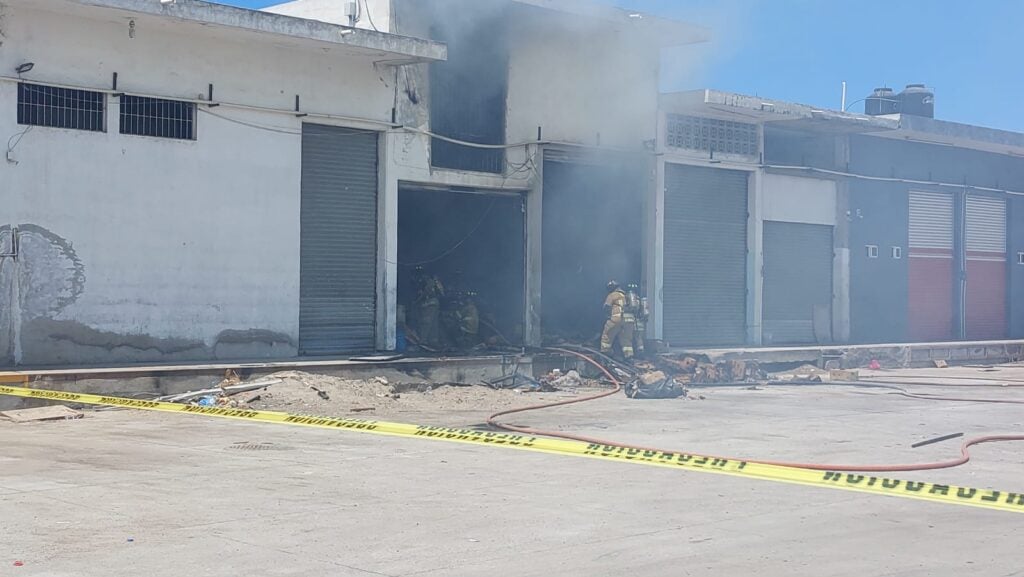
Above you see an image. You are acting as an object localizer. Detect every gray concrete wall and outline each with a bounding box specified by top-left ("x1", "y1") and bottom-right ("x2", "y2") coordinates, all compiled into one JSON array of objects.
[
  {"x1": 847, "y1": 181, "x2": 911, "y2": 343},
  {"x1": 764, "y1": 127, "x2": 839, "y2": 170},
  {"x1": 849, "y1": 134, "x2": 1024, "y2": 189}
]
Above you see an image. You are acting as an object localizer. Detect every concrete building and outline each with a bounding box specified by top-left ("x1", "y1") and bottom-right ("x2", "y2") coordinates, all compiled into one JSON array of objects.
[
  {"x1": 0, "y1": 0, "x2": 444, "y2": 365},
  {"x1": 266, "y1": 0, "x2": 708, "y2": 349},
  {"x1": 655, "y1": 88, "x2": 1024, "y2": 348},
  {"x1": 5, "y1": 0, "x2": 1016, "y2": 369},
  {"x1": 1, "y1": 0, "x2": 707, "y2": 367}
]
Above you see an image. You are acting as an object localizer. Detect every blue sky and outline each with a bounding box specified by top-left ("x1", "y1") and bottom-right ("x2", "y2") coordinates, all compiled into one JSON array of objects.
[{"x1": 226, "y1": 0, "x2": 1024, "y2": 132}]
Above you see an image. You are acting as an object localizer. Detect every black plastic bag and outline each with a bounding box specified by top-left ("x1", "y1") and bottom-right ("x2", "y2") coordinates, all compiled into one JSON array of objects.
[{"x1": 624, "y1": 374, "x2": 684, "y2": 399}]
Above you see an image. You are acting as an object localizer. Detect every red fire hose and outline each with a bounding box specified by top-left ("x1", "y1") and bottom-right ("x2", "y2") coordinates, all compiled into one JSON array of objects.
[{"x1": 486, "y1": 348, "x2": 1024, "y2": 473}]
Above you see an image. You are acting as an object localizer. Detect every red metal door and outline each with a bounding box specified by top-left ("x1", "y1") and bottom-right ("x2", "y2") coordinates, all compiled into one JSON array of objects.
[
  {"x1": 908, "y1": 191, "x2": 954, "y2": 341},
  {"x1": 965, "y1": 195, "x2": 1008, "y2": 340}
]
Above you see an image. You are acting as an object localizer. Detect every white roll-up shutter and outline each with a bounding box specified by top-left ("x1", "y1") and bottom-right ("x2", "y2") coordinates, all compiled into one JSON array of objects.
[{"x1": 909, "y1": 191, "x2": 954, "y2": 251}]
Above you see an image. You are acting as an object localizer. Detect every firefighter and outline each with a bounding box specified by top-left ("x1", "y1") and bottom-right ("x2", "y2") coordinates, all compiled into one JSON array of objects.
[
  {"x1": 455, "y1": 291, "x2": 481, "y2": 349},
  {"x1": 600, "y1": 280, "x2": 634, "y2": 360},
  {"x1": 412, "y1": 267, "x2": 444, "y2": 348},
  {"x1": 626, "y1": 282, "x2": 648, "y2": 357}
]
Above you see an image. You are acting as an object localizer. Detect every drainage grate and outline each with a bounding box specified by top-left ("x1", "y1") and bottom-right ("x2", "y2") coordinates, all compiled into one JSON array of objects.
[{"x1": 227, "y1": 442, "x2": 290, "y2": 451}]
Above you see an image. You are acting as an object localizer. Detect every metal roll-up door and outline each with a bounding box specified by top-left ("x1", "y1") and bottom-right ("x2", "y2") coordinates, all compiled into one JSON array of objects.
[
  {"x1": 299, "y1": 124, "x2": 378, "y2": 355},
  {"x1": 663, "y1": 164, "x2": 748, "y2": 346},
  {"x1": 908, "y1": 191, "x2": 954, "y2": 341},
  {"x1": 763, "y1": 222, "x2": 834, "y2": 345},
  {"x1": 965, "y1": 195, "x2": 1007, "y2": 339}
]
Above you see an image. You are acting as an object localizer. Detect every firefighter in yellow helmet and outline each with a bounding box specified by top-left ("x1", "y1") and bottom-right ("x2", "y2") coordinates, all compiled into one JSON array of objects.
[{"x1": 600, "y1": 280, "x2": 634, "y2": 360}]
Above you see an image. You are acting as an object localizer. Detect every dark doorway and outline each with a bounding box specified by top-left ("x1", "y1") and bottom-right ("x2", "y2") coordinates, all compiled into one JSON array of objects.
[
  {"x1": 541, "y1": 158, "x2": 645, "y2": 342},
  {"x1": 398, "y1": 188, "x2": 525, "y2": 349}
]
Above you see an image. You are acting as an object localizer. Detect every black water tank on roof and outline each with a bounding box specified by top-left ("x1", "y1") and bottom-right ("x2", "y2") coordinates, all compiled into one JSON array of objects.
[
  {"x1": 899, "y1": 84, "x2": 934, "y2": 118},
  {"x1": 864, "y1": 87, "x2": 899, "y2": 115}
]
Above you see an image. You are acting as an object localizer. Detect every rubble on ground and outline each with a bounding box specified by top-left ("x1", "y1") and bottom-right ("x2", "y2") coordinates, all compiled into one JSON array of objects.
[
  {"x1": 163, "y1": 369, "x2": 594, "y2": 419},
  {"x1": 545, "y1": 369, "x2": 584, "y2": 390},
  {"x1": 640, "y1": 356, "x2": 766, "y2": 384}
]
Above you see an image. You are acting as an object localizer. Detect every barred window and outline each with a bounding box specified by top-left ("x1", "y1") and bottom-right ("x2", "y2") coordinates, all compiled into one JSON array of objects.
[
  {"x1": 17, "y1": 83, "x2": 106, "y2": 132},
  {"x1": 119, "y1": 95, "x2": 196, "y2": 140},
  {"x1": 666, "y1": 114, "x2": 758, "y2": 156}
]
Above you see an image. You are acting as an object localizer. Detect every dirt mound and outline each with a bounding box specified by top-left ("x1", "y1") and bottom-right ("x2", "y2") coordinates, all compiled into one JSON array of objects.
[{"x1": 244, "y1": 371, "x2": 582, "y2": 424}]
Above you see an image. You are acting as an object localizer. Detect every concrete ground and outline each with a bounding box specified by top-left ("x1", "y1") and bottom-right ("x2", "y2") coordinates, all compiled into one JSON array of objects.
[{"x1": 3, "y1": 364, "x2": 1024, "y2": 576}]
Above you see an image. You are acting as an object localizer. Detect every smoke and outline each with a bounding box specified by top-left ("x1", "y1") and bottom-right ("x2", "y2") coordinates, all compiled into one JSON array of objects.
[
  {"x1": 615, "y1": 0, "x2": 751, "y2": 92},
  {"x1": 392, "y1": 0, "x2": 740, "y2": 342}
]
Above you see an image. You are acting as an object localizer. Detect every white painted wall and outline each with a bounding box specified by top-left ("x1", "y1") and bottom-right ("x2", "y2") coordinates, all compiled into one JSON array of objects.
[
  {"x1": 264, "y1": 0, "x2": 392, "y2": 31},
  {"x1": 762, "y1": 174, "x2": 838, "y2": 226},
  {"x1": 0, "y1": 4, "x2": 394, "y2": 364},
  {"x1": 505, "y1": 16, "x2": 660, "y2": 149}
]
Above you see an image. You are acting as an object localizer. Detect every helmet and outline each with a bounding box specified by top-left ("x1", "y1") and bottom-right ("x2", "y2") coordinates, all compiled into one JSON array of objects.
[
  {"x1": 627, "y1": 282, "x2": 639, "y2": 291},
  {"x1": 606, "y1": 280, "x2": 619, "y2": 291}
]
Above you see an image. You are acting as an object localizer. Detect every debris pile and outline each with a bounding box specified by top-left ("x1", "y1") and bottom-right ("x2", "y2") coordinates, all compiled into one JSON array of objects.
[
  {"x1": 641, "y1": 357, "x2": 766, "y2": 384},
  {"x1": 546, "y1": 369, "x2": 584, "y2": 390},
  {"x1": 156, "y1": 373, "x2": 283, "y2": 408},
  {"x1": 159, "y1": 369, "x2": 577, "y2": 421}
]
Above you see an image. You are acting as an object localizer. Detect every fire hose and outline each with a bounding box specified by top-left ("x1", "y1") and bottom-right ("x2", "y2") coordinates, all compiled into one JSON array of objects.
[{"x1": 486, "y1": 347, "x2": 1024, "y2": 473}]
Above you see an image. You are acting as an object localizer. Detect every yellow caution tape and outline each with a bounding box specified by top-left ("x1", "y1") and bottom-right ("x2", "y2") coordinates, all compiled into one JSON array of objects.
[{"x1": 2, "y1": 384, "x2": 1022, "y2": 514}]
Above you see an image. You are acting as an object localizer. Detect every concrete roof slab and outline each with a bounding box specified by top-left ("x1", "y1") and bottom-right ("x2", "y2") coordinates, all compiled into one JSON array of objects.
[
  {"x1": 10, "y1": 0, "x2": 446, "y2": 63},
  {"x1": 663, "y1": 89, "x2": 1024, "y2": 155},
  {"x1": 661, "y1": 89, "x2": 898, "y2": 134}
]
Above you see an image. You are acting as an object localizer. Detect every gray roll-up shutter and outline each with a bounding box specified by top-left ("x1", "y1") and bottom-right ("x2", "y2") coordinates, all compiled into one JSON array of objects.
[
  {"x1": 542, "y1": 146, "x2": 640, "y2": 167},
  {"x1": 663, "y1": 164, "x2": 748, "y2": 346},
  {"x1": 763, "y1": 221, "x2": 834, "y2": 345},
  {"x1": 299, "y1": 124, "x2": 378, "y2": 355}
]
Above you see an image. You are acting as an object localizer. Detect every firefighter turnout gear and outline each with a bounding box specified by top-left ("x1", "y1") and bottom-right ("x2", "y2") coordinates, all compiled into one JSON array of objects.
[
  {"x1": 412, "y1": 268, "x2": 445, "y2": 348},
  {"x1": 600, "y1": 285, "x2": 634, "y2": 359},
  {"x1": 626, "y1": 283, "x2": 647, "y2": 356},
  {"x1": 455, "y1": 293, "x2": 480, "y2": 349}
]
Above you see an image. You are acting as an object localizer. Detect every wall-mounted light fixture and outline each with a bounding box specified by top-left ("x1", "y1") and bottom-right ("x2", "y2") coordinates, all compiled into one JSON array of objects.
[{"x1": 15, "y1": 62, "x2": 34, "y2": 75}]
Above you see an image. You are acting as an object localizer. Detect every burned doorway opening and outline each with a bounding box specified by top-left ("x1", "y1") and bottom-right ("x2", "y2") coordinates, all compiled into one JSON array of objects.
[
  {"x1": 397, "y1": 187, "x2": 526, "y2": 352},
  {"x1": 541, "y1": 155, "x2": 645, "y2": 344}
]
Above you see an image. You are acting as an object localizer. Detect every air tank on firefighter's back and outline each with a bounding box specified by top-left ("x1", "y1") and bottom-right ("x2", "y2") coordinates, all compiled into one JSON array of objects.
[
  {"x1": 864, "y1": 87, "x2": 899, "y2": 115},
  {"x1": 898, "y1": 84, "x2": 935, "y2": 118}
]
